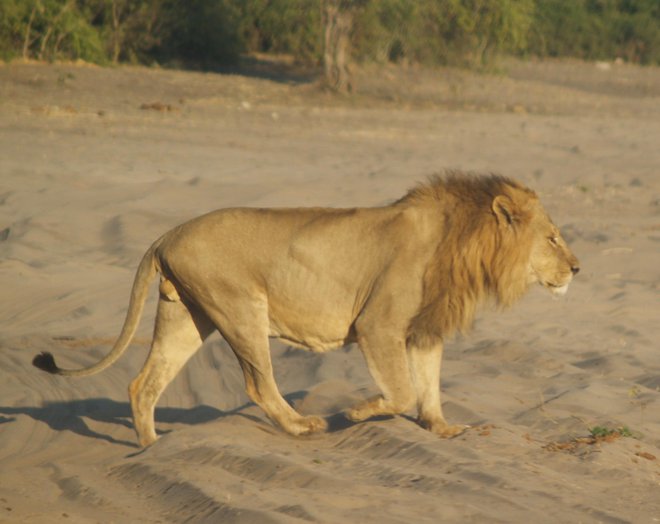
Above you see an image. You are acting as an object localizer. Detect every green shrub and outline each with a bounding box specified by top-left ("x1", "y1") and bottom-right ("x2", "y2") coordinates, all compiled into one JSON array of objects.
[
  {"x1": 352, "y1": 0, "x2": 533, "y2": 67},
  {"x1": 238, "y1": 0, "x2": 321, "y2": 62},
  {"x1": 155, "y1": 0, "x2": 243, "y2": 68},
  {"x1": 527, "y1": 0, "x2": 660, "y2": 64},
  {"x1": 1, "y1": 0, "x2": 657, "y2": 67}
]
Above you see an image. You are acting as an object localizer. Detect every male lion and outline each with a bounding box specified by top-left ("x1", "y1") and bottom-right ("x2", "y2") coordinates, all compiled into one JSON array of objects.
[{"x1": 34, "y1": 172, "x2": 579, "y2": 447}]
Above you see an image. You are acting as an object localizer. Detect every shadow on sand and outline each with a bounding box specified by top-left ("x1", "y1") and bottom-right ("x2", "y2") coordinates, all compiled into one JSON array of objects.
[
  {"x1": 0, "y1": 391, "x2": 359, "y2": 449},
  {"x1": 214, "y1": 55, "x2": 319, "y2": 85},
  {"x1": 0, "y1": 398, "x2": 251, "y2": 449}
]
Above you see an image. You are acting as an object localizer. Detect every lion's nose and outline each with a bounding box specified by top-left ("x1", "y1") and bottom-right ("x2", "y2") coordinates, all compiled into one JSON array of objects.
[{"x1": 571, "y1": 265, "x2": 580, "y2": 275}]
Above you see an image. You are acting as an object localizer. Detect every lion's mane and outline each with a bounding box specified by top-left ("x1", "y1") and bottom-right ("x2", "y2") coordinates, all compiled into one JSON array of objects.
[{"x1": 403, "y1": 172, "x2": 539, "y2": 347}]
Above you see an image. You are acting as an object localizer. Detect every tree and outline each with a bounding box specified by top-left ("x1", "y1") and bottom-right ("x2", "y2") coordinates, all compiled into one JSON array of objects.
[
  {"x1": 322, "y1": 0, "x2": 363, "y2": 93},
  {"x1": 97, "y1": 0, "x2": 165, "y2": 64}
]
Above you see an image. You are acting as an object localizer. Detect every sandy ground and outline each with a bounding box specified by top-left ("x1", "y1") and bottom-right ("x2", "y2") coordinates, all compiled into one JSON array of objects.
[{"x1": 0, "y1": 58, "x2": 659, "y2": 523}]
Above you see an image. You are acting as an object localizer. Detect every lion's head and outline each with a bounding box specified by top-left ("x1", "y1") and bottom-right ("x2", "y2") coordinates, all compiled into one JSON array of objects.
[
  {"x1": 526, "y1": 205, "x2": 580, "y2": 296},
  {"x1": 490, "y1": 185, "x2": 580, "y2": 299},
  {"x1": 405, "y1": 173, "x2": 580, "y2": 346}
]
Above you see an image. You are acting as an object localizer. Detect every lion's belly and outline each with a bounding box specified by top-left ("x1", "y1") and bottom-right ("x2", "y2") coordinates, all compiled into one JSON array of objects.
[
  {"x1": 266, "y1": 295, "x2": 358, "y2": 353},
  {"x1": 269, "y1": 327, "x2": 350, "y2": 353}
]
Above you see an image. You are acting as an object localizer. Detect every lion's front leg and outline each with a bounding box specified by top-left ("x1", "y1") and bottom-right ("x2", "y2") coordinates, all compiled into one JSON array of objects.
[
  {"x1": 346, "y1": 328, "x2": 415, "y2": 422},
  {"x1": 408, "y1": 341, "x2": 469, "y2": 438}
]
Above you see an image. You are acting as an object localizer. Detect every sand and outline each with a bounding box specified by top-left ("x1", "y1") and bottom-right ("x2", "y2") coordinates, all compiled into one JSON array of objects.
[{"x1": 0, "y1": 58, "x2": 658, "y2": 523}]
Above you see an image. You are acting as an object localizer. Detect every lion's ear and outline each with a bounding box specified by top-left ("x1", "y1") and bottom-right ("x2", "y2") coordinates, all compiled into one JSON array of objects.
[{"x1": 492, "y1": 195, "x2": 517, "y2": 226}]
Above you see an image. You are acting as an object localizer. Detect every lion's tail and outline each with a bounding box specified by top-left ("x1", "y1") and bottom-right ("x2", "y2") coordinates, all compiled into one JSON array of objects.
[{"x1": 33, "y1": 242, "x2": 160, "y2": 377}]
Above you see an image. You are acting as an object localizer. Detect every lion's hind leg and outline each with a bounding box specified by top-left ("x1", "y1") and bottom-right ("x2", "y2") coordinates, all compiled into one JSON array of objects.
[
  {"x1": 408, "y1": 342, "x2": 468, "y2": 438},
  {"x1": 207, "y1": 302, "x2": 327, "y2": 436},
  {"x1": 129, "y1": 294, "x2": 214, "y2": 448}
]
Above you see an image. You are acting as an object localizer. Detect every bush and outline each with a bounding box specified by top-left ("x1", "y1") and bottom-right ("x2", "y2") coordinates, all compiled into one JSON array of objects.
[
  {"x1": 352, "y1": 0, "x2": 533, "y2": 68},
  {"x1": 527, "y1": 0, "x2": 660, "y2": 64},
  {"x1": 155, "y1": 0, "x2": 243, "y2": 68},
  {"x1": 238, "y1": 0, "x2": 321, "y2": 62},
  {"x1": 0, "y1": 0, "x2": 105, "y2": 63},
  {"x1": 1, "y1": 0, "x2": 657, "y2": 68}
]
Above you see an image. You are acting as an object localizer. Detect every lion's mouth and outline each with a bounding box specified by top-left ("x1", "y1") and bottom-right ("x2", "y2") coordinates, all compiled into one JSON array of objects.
[{"x1": 543, "y1": 281, "x2": 570, "y2": 296}]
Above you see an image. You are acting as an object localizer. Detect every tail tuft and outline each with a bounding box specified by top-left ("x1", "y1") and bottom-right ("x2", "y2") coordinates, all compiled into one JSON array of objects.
[{"x1": 33, "y1": 352, "x2": 59, "y2": 374}]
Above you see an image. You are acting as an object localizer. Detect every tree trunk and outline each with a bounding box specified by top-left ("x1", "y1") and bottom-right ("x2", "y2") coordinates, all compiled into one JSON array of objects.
[
  {"x1": 23, "y1": 2, "x2": 39, "y2": 60},
  {"x1": 322, "y1": 0, "x2": 353, "y2": 93},
  {"x1": 111, "y1": 0, "x2": 122, "y2": 64},
  {"x1": 38, "y1": 0, "x2": 73, "y2": 61}
]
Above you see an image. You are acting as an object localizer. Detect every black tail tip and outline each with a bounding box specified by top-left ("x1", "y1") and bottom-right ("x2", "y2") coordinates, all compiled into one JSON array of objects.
[{"x1": 33, "y1": 352, "x2": 59, "y2": 374}]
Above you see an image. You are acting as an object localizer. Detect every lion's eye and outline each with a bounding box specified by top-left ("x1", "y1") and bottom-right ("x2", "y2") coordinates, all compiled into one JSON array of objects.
[{"x1": 548, "y1": 236, "x2": 559, "y2": 246}]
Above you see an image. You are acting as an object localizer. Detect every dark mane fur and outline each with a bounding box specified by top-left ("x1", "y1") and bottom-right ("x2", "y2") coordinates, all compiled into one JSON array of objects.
[{"x1": 401, "y1": 171, "x2": 539, "y2": 348}]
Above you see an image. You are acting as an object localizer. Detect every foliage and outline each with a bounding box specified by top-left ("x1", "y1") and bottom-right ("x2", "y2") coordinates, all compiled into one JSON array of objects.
[
  {"x1": 237, "y1": 0, "x2": 321, "y2": 62},
  {"x1": 544, "y1": 425, "x2": 639, "y2": 454},
  {"x1": 0, "y1": 0, "x2": 658, "y2": 67},
  {"x1": 527, "y1": 0, "x2": 660, "y2": 64},
  {"x1": 352, "y1": 0, "x2": 533, "y2": 67},
  {"x1": 0, "y1": 0, "x2": 28, "y2": 61},
  {"x1": 155, "y1": 0, "x2": 243, "y2": 68},
  {"x1": 94, "y1": 0, "x2": 167, "y2": 64},
  {"x1": 0, "y1": 0, "x2": 105, "y2": 63},
  {"x1": 589, "y1": 425, "x2": 634, "y2": 439}
]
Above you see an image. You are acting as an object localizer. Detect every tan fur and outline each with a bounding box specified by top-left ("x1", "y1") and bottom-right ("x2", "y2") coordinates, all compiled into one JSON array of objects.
[{"x1": 34, "y1": 171, "x2": 579, "y2": 447}]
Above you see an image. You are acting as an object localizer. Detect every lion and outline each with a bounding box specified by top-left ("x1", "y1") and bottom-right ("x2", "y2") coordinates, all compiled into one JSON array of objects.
[{"x1": 34, "y1": 171, "x2": 579, "y2": 447}]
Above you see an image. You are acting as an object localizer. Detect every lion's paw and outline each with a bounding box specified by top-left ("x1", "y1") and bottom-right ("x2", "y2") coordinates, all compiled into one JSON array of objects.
[
  {"x1": 345, "y1": 396, "x2": 385, "y2": 422},
  {"x1": 419, "y1": 419, "x2": 469, "y2": 438},
  {"x1": 289, "y1": 415, "x2": 328, "y2": 436},
  {"x1": 346, "y1": 405, "x2": 380, "y2": 423},
  {"x1": 138, "y1": 433, "x2": 159, "y2": 448},
  {"x1": 345, "y1": 407, "x2": 368, "y2": 422},
  {"x1": 436, "y1": 424, "x2": 470, "y2": 438}
]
